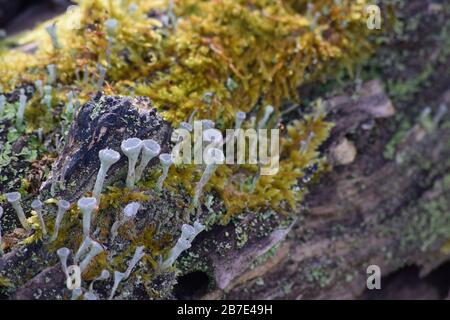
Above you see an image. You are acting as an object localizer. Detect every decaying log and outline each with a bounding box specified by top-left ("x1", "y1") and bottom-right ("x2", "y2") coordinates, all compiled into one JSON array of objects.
[{"x1": 219, "y1": 83, "x2": 450, "y2": 300}]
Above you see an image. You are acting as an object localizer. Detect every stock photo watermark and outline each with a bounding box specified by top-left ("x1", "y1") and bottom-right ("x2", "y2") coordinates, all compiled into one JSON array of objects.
[
  {"x1": 366, "y1": 265, "x2": 381, "y2": 290},
  {"x1": 366, "y1": 4, "x2": 382, "y2": 30},
  {"x1": 171, "y1": 121, "x2": 280, "y2": 176}
]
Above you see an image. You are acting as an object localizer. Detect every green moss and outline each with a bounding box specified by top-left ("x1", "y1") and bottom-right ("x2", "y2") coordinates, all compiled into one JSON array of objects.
[
  {"x1": 305, "y1": 264, "x2": 334, "y2": 288},
  {"x1": 383, "y1": 119, "x2": 411, "y2": 160},
  {"x1": 0, "y1": 276, "x2": 13, "y2": 288},
  {"x1": 399, "y1": 179, "x2": 450, "y2": 253}
]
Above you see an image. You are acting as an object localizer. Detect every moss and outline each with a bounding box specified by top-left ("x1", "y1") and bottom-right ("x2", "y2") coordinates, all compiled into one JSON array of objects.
[
  {"x1": 0, "y1": 276, "x2": 13, "y2": 288},
  {"x1": 399, "y1": 178, "x2": 450, "y2": 253},
  {"x1": 383, "y1": 119, "x2": 411, "y2": 160}
]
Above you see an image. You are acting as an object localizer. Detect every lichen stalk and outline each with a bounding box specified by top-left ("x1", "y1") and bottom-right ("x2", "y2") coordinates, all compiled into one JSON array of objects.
[{"x1": 5, "y1": 192, "x2": 30, "y2": 231}]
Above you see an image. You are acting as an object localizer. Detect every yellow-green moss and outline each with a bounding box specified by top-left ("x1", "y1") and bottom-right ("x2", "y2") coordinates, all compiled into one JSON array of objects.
[{"x1": 0, "y1": 276, "x2": 13, "y2": 288}]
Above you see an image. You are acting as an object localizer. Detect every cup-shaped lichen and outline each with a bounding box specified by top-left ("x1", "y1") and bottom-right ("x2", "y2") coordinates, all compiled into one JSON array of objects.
[
  {"x1": 89, "y1": 269, "x2": 110, "y2": 293},
  {"x1": 109, "y1": 271, "x2": 126, "y2": 300},
  {"x1": 50, "y1": 199, "x2": 71, "y2": 242},
  {"x1": 45, "y1": 24, "x2": 61, "y2": 50},
  {"x1": 193, "y1": 148, "x2": 225, "y2": 207},
  {"x1": 300, "y1": 132, "x2": 316, "y2": 154},
  {"x1": 110, "y1": 202, "x2": 140, "y2": 242},
  {"x1": 77, "y1": 197, "x2": 97, "y2": 239},
  {"x1": 135, "y1": 139, "x2": 161, "y2": 182},
  {"x1": 156, "y1": 153, "x2": 174, "y2": 191},
  {"x1": 121, "y1": 138, "x2": 143, "y2": 189},
  {"x1": 109, "y1": 246, "x2": 145, "y2": 299},
  {"x1": 0, "y1": 95, "x2": 5, "y2": 115},
  {"x1": 257, "y1": 105, "x2": 274, "y2": 129},
  {"x1": 161, "y1": 220, "x2": 205, "y2": 270},
  {"x1": 47, "y1": 64, "x2": 57, "y2": 85},
  {"x1": 34, "y1": 80, "x2": 43, "y2": 96},
  {"x1": 5, "y1": 192, "x2": 30, "y2": 231},
  {"x1": 17, "y1": 89, "x2": 27, "y2": 127},
  {"x1": 161, "y1": 237, "x2": 192, "y2": 270},
  {"x1": 43, "y1": 85, "x2": 52, "y2": 96},
  {"x1": 66, "y1": 91, "x2": 74, "y2": 114},
  {"x1": 105, "y1": 18, "x2": 119, "y2": 65},
  {"x1": 31, "y1": 199, "x2": 47, "y2": 236},
  {"x1": 43, "y1": 85, "x2": 52, "y2": 110},
  {"x1": 74, "y1": 236, "x2": 92, "y2": 264},
  {"x1": 105, "y1": 18, "x2": 118, "y2": 38},
  {"x1": 235, "y1": 111, "x2": 246, "y2": 130},
  {"x1": 92, "y1": 149, "x2": 120, "y2": 200},
  {"x1": 56, "y1": 247, "x2": 71, "y2": 275},
  {"x1": 124, "y1": 245, "x2": 145, "y2": 278},
  {"x1": 181, "y1": 224, "x2": 196, "y2": 242},
  {"x1": 96, "y1": 64, "x2": 107, "y2": 92},
  {"x1": 193, "y1": 220, "x2": 206, "y2": 238},
  {"x1": 80, "y1": 240, "x2": 104, "y2": 272}
]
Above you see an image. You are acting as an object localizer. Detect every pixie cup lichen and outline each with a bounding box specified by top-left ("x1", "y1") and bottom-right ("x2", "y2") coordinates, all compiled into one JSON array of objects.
[
  {"x1": 161, "y1": 220, "x2": 205, "y2": 269},
  {"x1": 5, "y1": 192, "x2": 30, "y2": 231},
  {"x1": 161, "y1": 237, "x2": 191, "y2": 270},
  {"x1": 156, "y1": 153, "x2": 174, "y2": 191},
  {"x1": 258, "y1": 105, "x2": 274, "y2": 129},
  {"x1": 121, "y1": 138, "x2": 143, "y2": 189},
  {"x1": 89, "y1": 269, "x2": 110, "y2": 293},
  {"x1": 80, "y1": 240, "x2": 104, "y2": 272},
  {"x1": 235, "y1": 111, "x2": 246, "y2": 130},
  {"x1": 92, "y1": 149, "x2": 121, "y2": 200},
  {"x1": 34, "y1": 80, "x2": 43, "y2": 96},
  {"x1": 110, "y1": 202, "x2": 140, "y2": 242},
  {"x1": 50, "y1": 199, "x2": 71, "y2": 242},
  {"x1": 193, "y1": 148, "x2": 225, "y2": 207},
  {"x1": 77, "y1": 197, "x2": 97, "y2": 239},
  {"x1": 109, "y1": 246, "x2": 145, "y2": 300},
  {"x1": 47, "y1": 64, "x2": 57, "y2": 85},
  {"x1": 74, "y1": 236, "x2": 92, "y2": 264},
  {"x1": 0, "y1": 95, "x2": 5, "y2": 114},
  {"x1": 57, "y1": 247, "x2": 71, "y2": 275},
  {"x1": 135, "y1": 139, "x2": 161, "y2": 183},
  {"x1": 45, "y1": 23, "x2": 60, "y2": 50},
  {"x1": 17, "y1": 89, "x2": 27, "y2": 127},
  {"x1": 109, "y1": 271, "x2": 126, "y2": 300},
  {"x1": 31, "y1": 199, "x2": 47, "y2": 236}
]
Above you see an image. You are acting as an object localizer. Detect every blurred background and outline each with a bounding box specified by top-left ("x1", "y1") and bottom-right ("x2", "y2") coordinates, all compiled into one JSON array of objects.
[{"x1": 0, "y1": 0, "x2": 72, "y2": 35}]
